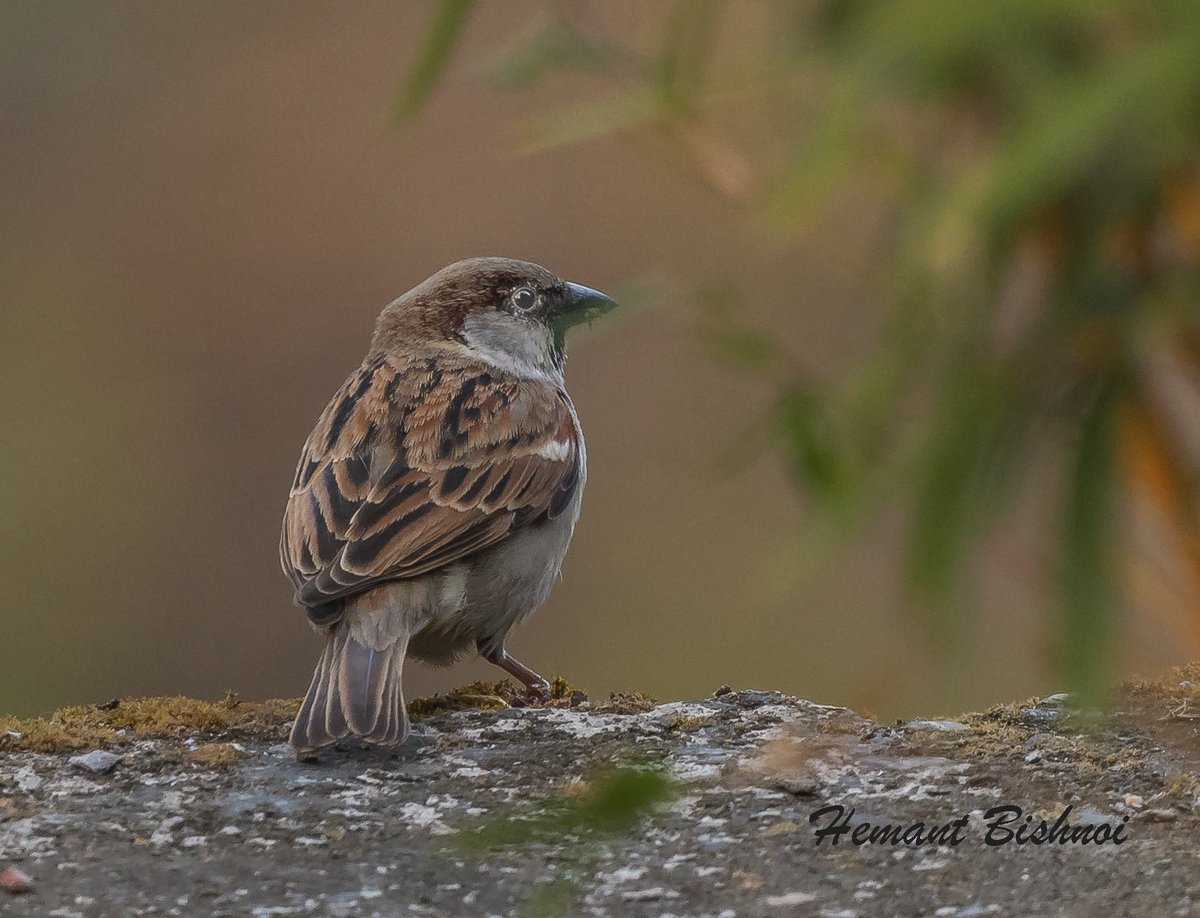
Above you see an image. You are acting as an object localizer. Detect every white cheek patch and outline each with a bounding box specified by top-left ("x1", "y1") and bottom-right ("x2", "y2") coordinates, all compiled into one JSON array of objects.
[
  {"x1": 536, "y1": 440, "x2": 572, "y2": 461},
  {"x1": 461, "y1": 311, "x2": 561, "y2": 382}
]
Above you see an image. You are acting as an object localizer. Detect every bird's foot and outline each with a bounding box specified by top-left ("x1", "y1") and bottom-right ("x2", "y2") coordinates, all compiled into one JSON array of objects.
[{"x1": 509, "y1": 681, "x2": 552, "y2": 708}]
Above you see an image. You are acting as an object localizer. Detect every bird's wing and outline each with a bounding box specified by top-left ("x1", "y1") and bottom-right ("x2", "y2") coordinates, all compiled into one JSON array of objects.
[{"x1": 280, "y1": 354, "x2": 582, "y2": 609}]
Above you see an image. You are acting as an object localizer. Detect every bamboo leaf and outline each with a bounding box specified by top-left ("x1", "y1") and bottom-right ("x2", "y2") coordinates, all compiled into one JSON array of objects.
[
  {"x1": 1060, "y1": 374, "x2": 1121, "y2": 700},
  {"x1": 392, "y1": 0, "x2": 477, "y2": 125},
  {"x1": 980, "y1": 32, "x2": 1200, "y2": 242},
  {"x1": 772, "y1": 386, "x2": 849, "y2": 504},
  {"x1": 480, "y1": 13, "x2": 614, "y2": 91},
  {"x1": 907, "y1": 368, "x2": 996, "y2": 600},
  {"x1": 657, "y1": 0, "x2": 724, "y2": 112}
]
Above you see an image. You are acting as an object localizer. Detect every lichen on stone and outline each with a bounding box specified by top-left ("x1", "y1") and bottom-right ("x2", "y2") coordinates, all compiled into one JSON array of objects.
[
  {"x1": 0, "y1": 695, "x2": 300, "y2": 753},
  {"x1": 186, "y1": 742, "x2": 240, "y2": 767},
  {"x1": 590, "y1": 691, "x2": 656, "y2": 714}
]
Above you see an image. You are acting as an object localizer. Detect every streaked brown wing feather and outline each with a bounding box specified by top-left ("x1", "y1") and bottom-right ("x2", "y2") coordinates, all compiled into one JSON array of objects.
[{"x1": 280, "y1": 354, "x2": 581, "y2": 609}]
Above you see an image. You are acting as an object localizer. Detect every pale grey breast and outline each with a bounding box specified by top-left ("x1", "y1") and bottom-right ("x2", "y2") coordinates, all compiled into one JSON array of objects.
[{"x1": 416, "y1": 394, "x2": 586, "y2": 659}]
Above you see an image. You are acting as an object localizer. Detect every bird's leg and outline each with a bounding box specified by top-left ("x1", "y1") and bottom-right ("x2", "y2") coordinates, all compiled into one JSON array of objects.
[{"x1": 481, "y1": 646, "x2": 551, "y2": 705}]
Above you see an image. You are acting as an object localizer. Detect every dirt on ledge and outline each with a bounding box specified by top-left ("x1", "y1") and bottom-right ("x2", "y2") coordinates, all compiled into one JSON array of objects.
[{"x1": 2, "y1": 669, "x2": 1200, "y2": 917}]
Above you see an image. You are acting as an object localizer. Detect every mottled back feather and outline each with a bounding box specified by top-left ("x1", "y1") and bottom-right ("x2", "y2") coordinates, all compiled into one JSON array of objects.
[{"x1": 280, "y1": 351, "x2": 582, "y2": 616}]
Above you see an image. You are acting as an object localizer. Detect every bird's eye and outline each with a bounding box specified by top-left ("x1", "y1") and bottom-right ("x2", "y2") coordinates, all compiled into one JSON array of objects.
[{"x1": 511, "y1": 287, "x2": 537, "y2": 312}]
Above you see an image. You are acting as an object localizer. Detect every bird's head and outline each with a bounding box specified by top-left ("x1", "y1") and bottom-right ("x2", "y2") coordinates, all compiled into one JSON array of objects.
[{"x1": 371, "y1": 257, "x2": 618, "y2": 380}]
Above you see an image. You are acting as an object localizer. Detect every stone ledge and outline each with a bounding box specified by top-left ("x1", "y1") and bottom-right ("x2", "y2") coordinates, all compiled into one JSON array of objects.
[{"x1": 1, "y1": 671, "x2": 1199, "y2": 916}]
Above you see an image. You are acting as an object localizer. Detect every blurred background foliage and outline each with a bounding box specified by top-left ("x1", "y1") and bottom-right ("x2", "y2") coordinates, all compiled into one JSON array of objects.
[
  {"x1": 1, "y1": 2, "x2": 1197, "y2": 718},
  {"x1": 406, "y1": 0, "x2": 1200, "y2": 701}
]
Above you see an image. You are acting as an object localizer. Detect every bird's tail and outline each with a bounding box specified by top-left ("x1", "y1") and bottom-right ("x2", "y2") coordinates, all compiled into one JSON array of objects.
[{"x1": 290, "y1": 619, "x2": 410, "y2": 757}]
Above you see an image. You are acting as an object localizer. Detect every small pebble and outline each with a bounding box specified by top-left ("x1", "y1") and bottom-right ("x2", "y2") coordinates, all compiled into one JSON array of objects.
[
  {"x1": 1021, "y1": 707, "x2": 1063, "y2": 725},
  {"x1": 764, "y1": 892, "x2": 816, "y2": 907},
  {"x1": 913, "y1": 857, "x2": 949, "y2": 872},
  {"x1": 0, "y1": 866, "x2": 33, "y2": 895},
  {"x1": 622, "y1": 887, "x2": 679, "y2": 901},
  {"x1": 737, "y1": 690, "x2": 786, "y2": 707},
  {"x1": 68, "y1": 750, "x2": 121, "y2": 775},
  {"x1": 1039, "y1": 693, "x2": 1073, "y2": 707},
  {"x1": 957, "y1": 906, "x2": 1001, "y2": 917},
  {"x1": 906, "y1": 720, "x2": 970, "y2": 733}
]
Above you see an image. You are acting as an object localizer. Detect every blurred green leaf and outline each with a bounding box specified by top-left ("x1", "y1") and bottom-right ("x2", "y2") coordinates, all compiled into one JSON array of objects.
[
  {"x1": 455, "y1": 765, "x2": 676, "y2": 851},
  {"x1": 392, "y1": 0, "x2": 476, "y2": 124},
  {"x1": 980, "y1": 32, "x2": 1200, "y2": 245},
  {"x1": 443, "y1": 764, "x2": 674, "y2": 918},
  {"x1": 481, "y1": 13, "x2": 614, "y2": 91},
  {"x1": 1060, "y1": 374, "x2": 1121, "y2": 701},
  {"x1": 772, "y1": 386, "x2": 850, "y2": 505},
  {"x1": 657, "y1": 0, "x2": 723, "y2": 112},
  {"x1": 907, "y1": 357, "x2": 1039, "y2": 589}
]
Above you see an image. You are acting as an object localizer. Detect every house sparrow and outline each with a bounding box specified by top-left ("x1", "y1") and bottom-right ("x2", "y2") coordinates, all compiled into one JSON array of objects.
[{"x1": 280, "y1": 257, "x2": 617, "y2": 758}]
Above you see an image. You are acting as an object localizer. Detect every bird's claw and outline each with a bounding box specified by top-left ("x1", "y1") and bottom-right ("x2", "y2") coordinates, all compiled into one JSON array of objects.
[{"x1": 510, "y1": 682, "x2": 552, "y2": 708}]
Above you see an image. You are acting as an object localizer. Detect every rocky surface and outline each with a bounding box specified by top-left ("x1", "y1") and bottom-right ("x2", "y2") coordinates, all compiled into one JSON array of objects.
[{"x1": 2, "y1": 673, "x2": 1200, "y2": 917}]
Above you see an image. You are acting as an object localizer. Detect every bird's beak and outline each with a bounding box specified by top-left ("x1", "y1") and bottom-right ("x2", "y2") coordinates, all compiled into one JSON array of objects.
[{"x1": 555, "y1": 281, "x2": 619, "y2": 330}]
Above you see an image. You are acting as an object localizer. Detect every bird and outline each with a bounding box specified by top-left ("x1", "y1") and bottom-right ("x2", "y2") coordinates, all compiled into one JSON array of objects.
[{"x1": 279, "y1": 257, "x2": 617, "y2": 759}]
